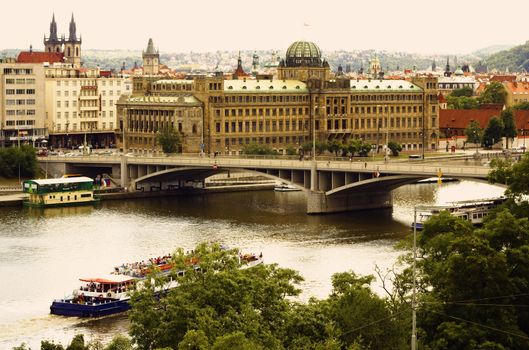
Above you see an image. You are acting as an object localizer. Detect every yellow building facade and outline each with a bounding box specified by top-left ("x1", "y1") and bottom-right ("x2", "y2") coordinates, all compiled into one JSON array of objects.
[{"x1": 118, "y1": 41, "x2": 439, "y2": 154}]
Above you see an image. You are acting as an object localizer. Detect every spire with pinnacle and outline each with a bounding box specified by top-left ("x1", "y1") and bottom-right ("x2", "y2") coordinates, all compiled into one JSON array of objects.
[
  {"x1": 49, "y1": 13, "x2": 58, "y2": 41},
  {"x1": 68, "y1": 13, "x2": 77, "y2": 41},
  {"x1": 145, "y1": 38, "x2": 156, "y2": 54}
]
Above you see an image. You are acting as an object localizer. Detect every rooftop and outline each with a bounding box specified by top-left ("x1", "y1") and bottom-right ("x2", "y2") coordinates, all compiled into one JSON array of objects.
[
  {"x1": 224, "y1": 79, "x2": 308, "y2": 93},
  {"x1": 125, "y1": 95, "x2": 200, "y2": 104},
  {"x1": 17, "y1": 51, "x2": 64, "y2": 64},
  {"x1": 349, "y1": 79, "x2": 422, "y2": 92}
]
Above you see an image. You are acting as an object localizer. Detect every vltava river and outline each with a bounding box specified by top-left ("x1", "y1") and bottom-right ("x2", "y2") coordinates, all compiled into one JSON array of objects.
[{"x1": 0, "y1": 180, "x2": 505, "y2": 349}]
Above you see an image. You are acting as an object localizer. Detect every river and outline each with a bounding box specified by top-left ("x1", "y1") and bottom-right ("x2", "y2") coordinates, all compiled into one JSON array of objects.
[{"x1": 0, "y1": 180, "x2": 505, "y2": 349}]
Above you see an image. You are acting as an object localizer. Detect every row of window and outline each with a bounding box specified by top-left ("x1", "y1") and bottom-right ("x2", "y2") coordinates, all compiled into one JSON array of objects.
[
  {"x1": 54, "y1": 122, "x2": 114, "y2": 131},
  {"x1": 4, "y1": 120, "x2": 35, "y2": 126},
  {"x1": 5, "y1": 78, "x2": 36, "y2": 84},
  {"x1": 126, "y1": 120, "x2": 198, "y2": 134},
  {"x1": 5, "y1": 99, "x2": 35, "y2": 105},
  {"x1": 56, "y1": 80, "x2": 122, "y2": 87},
  {"x1": 327, "y1": 117, "x2": 422, "y2": 130},
  {"x1": 56, "y1": 90, "x2": 121, "y2": 97},
  {"x1": 216, "y1": 120, "x2": 310, "y2": 134},
  {"x1": 3, "y1": 68, "x2": 33, "y2": 75},
  {"x1": 222, "y1": 94, "x2": 308, "y2": 104},
  {"x1": 5, "y1": 109, "x2": 36, "y2": 116},
  {"x1": 5, "y1": 89, "x2": 35, "y2": 95},
  {"x1": 56, "y1": 111, "x2": 114, "y2": 119}
]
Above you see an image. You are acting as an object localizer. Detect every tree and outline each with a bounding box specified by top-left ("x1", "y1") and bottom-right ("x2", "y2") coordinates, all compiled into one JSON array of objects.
[
  {"x1": 103, "y1": 335, "x2": 132, "y2": 350},
  {"x1": 489, "y1": 153, "x2": 529, "y2": 197},
  {"x1": 285, "y1": 145, "x2": 297, "y2": 156},
  {"x1": 450, "y1": 86, "x2": 474, "y2": 97},
  {"x1": 241, "y1": 143, "x2": 278, "y2": 155},
  {"x1": 178, "y1": 330, "x2": 209, "y2": 350},
  {"x1": 327, "y1": 140, "x2": 343, "y2": 156},
  {"x1": 0, "y1": 145, "x2": 38, "y2": 179},
  {"x1": 302, "y1": 141, "x2": 327, "y2": 156},
  {"x1": 513, "y1": 101, "x2": 529, "y2": 110},
  {"x1": 387, "y1": 141, "x2": 402, "y2": 156},
  {"x1": 479, "y1": 81, "x2": 507, "y2": 105},
  {"x1": 500, "y1": 108, "x2": 517, "y2": 149},
  {"x1": 464, "y1": 120, "x2": 483, "y2": 146},
  {"x1": 129, "y1": 243, "x2": 303, "y2": 350},
  {"x1": 156, "y1": 126, "x2": 181, "y2": 154},
  {"x1": 482, "y1": 117, "x2": 504, "y2": 148},
  {"x1": 346, "y1": 139, "x2": 362, "y2": 157},
  {"x1": 446, "y1": 95, "x2": 480, "y2": 109}
]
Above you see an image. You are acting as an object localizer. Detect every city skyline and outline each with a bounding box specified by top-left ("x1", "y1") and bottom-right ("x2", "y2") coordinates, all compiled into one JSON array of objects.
[{"x1": 3, "y1": 0, "x2": 529, "y2": 55}]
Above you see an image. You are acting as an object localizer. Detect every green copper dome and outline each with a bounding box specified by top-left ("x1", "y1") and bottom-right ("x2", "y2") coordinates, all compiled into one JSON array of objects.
[{"x1": 285, "y1": 41, "x2": 322, "y2": 67}]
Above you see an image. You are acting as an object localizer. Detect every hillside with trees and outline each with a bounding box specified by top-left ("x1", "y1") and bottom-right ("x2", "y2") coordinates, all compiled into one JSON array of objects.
[{"x1": 484, "y1": 40, "x2": 529, "y2": 72}]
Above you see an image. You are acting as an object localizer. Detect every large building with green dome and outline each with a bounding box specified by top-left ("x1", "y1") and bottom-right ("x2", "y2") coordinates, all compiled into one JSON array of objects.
[{"x1": 119, "y1": 40, "x2": 439, "y2": 155}]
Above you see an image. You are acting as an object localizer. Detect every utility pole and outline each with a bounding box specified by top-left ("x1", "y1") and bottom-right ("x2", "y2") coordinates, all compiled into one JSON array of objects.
[{"x1": 411, "y1": 207, "x2": 418, "y2": 350}]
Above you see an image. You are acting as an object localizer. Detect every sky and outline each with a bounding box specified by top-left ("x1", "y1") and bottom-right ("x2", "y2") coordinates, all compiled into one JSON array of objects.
[{"x1": 2, "y1": 0, "x2": 529, "y2": 55}]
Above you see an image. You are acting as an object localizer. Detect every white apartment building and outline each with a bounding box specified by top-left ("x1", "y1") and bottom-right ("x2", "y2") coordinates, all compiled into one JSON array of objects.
[
  {"x1": 45, "y1": 64, "x2": 130, "y2": 148},
  {"x1": 0, "y1": 61, "x2": 47, "y2": 146}
]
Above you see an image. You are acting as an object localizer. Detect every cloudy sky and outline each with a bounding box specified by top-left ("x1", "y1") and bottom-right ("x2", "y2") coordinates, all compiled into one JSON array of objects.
[{"x1": 3, "y1": 0, "x2": 529, "y2": 54}]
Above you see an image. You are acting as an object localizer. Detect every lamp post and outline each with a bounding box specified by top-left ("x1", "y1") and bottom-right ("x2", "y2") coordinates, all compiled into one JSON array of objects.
[
  {"x1": 65, "y1": 120, "x2": 70, "y2": 150},
  {"x1": 411, "y1": 207, "x2": 418, "y2": 350}
]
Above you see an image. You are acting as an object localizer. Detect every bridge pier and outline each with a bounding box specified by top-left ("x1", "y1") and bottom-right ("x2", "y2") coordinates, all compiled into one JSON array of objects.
[
  {"x1": 120, "y1": 156, "x2": 129, "y2": 189},
  {"x1": 307, "y1": 191, "x2": 392, "y2": 214}
]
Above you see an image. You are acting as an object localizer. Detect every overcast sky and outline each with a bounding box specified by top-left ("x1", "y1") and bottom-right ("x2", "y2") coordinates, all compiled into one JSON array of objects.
[{"x1": 3, "y1": 0, "x2": 529, "y2": 54}]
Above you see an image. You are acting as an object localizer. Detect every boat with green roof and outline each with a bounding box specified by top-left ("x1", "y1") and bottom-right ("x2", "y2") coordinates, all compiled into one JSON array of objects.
[{"x1": 22, "y1": 176, "x2": 99, "y2": 207}]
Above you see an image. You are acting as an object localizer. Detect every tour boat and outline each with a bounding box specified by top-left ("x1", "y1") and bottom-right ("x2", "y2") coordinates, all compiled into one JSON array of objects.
[
  {"x1": 22, "y1": 177, "x2": 99, "y2": 208},
  {"x1": 411, "y1": 197, "x2": 507, "y2": 230},
  {"x1": 50, "y1": 252, "x2": 263, "y2": 317},
  {"x1": 274, "y1": 183, "x2": 301, "y2": 192}
]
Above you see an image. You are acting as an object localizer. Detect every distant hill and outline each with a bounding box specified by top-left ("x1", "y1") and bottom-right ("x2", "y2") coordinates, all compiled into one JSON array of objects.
[
  {"x1": 471, "y1": 44, "x2": 515, "y2": 58},
  {"x1": 483, "y1": 41, "x2": 529, "y2": 72}
]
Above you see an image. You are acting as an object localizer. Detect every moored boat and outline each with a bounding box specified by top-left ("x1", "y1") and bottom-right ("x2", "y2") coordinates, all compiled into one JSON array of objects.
[
  {"x1": 274, "y1": 183, "x2": 301, "y2": 192},
  {"x1": 411, "y1": 197, "x2": 507, "y2": 230},
  {"x1": 22, "y1": 177, "x2": 99, "y2": 208}
]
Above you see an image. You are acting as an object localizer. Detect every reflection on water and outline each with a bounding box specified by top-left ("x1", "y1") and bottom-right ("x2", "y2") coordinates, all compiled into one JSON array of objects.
[{"x1": 0, "y1": 180, "x2": 505, "y2": 348}]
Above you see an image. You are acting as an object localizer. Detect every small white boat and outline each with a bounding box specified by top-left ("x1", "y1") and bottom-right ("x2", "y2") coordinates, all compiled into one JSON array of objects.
[
  {"x1": 412, "y1": 197, "x2": 507, "y2": 230},
  {"x1": 274, "y1": 183, "x2": 301, "y2": 192}
]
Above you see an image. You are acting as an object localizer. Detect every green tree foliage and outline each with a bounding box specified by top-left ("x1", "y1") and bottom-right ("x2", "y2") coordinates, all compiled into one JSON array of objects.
[
  {"x1": 410, "y1": 209, "x2": 529, "y2": 349},
  {"x1": 489, "y1": 153, "x2": 529, "y2": 197},
  {"x1": 513, "y1": 101, "x2": 529, "y2": 110},
  {"x1": 129, "y1": 243, "x2": 303, "y2": 350},
  {"x1": 500, "y1": 108, "x2": 517, "y2": 148},
  {"x1": 446, "y1": 95, "x2": 480, "y2": 109},
  {"x1": 40, "y1": 340, "x2": 65, "y2": 350},
  {"x1": 285, "y1": 145, "x2": 297, "y2": 156},
  {"x1": 479, "y1": 81, "x2": 508, "y2": 105},
  {"x1": 387, "y1": 141, "x2": 402, "y2": 156},
  {"x1": 156, "y1": 126, "x2": 181, "y2": 154},
  {"x1": 302, "y1": 141, "x2": 327, "y2": 156},
  {"x1": 483, "y1": 117, "x2": 504, "y2": 148},
  {"x1": 0, "y1": 145, "x2": 38, "y2": 179},
  {"x1": 483, "y1": 41, "x2": 529, "y2": 72},
  {"x1": 103, "y1": 334, "x2": 132, "y2": 350},
  {"x1": 327, "y1": 140, "x2": 343, "y2": 156},
  {"x1": 66, "y1": 334, "x2": 88, "y2": 350},
  {"x1": 241, "y1": 143, "x2": 279, "y2": 155},
  {"x1": 178, "y1": 330, "x2": 209, "y2": 350},
  {"x1": 450, "y1": 86, "x2": 474, "y2": 97},
  {"x1": 465, "y1": 120, "x2": 484, "y2": 145},
  {"x1": 211, "y1": 332, "x2": 262, "y2": 350}
]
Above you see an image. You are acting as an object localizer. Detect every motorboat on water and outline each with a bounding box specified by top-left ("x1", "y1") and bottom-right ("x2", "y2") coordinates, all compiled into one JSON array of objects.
[
  {"x1": 411, "y1": 197, "x2": 507, "y2": 230},
  {"x1": 274, "y1": 183, "x2": 301, "y2": 192},
  {"x1": 50, "y1": 251, "x2": 263, "y2": 317}
]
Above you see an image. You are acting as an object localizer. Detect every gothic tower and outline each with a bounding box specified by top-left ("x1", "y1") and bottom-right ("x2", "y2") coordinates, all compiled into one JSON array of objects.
[
  {"x1": 142, "y1": 38, "x2": 160, "y2": 75},
  {"x1": 63, "y1": 13, "x2": 82, "y2": 67},
  {"x1": 43, "y1": 14, "x2": 63, "y2": 53}
]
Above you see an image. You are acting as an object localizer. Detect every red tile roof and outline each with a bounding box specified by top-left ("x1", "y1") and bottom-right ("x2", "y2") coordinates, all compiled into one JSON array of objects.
[
  {"x1": 440, "y1": 108, "x2": 503, "y2": 129},
  {"x1": 514, "y1": 110, "x2": 529, "y2": 131},
  {"x1": 490, "y1": 75, "x2": 517, "y2": 83},
  {"x1": 17, "y1": 51, "x2": 64, "y2": 64}
]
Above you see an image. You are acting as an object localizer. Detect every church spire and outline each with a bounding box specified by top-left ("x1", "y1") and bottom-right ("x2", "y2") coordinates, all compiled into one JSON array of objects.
[
  {"x1": 49, "y1": 13, "x2": 58, "y2": 41},
  {"x1": 145, "y1": 38, "x2": 156, "y2": 54},
  {"x1": 68, "y1": 13, "x2": 77, "y2": 41}
]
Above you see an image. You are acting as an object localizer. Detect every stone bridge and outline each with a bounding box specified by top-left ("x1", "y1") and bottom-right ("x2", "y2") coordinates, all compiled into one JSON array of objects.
[{"x1": 39, "y1": 155, "x2": 490, "y2": 214}]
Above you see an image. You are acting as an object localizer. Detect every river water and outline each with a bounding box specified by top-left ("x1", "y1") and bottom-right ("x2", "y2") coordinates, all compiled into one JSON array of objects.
[{"x1": 0, "y1": 180, "x2": 505, "y2": 349}]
